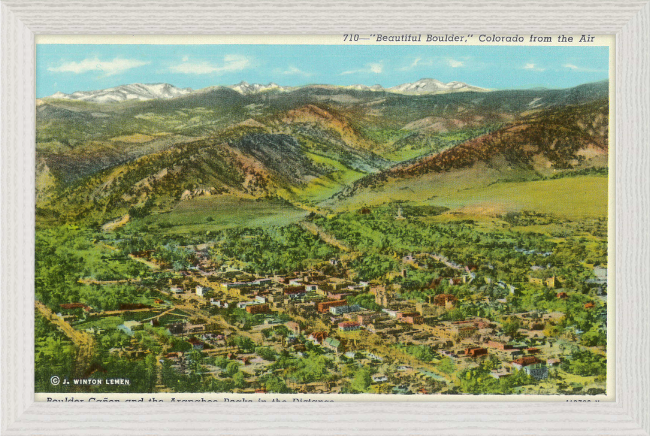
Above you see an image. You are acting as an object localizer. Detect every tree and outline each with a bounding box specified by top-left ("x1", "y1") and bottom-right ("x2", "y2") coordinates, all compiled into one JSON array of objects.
[
  {"x1": 233, "y1": 336, "x2": 256, "y2": 353},
  {"x1": 263, "y1": 376, "x2": 292, "y2": 393},
  {"x1": 143, "y1": 354, "x2": 158, "y2": 391},
  {"x1": 160, "y1": 359, "x2": 179, "y2": 389},
  {"x1": 370, "y1": 383, "x2": 392, "y2": 394},
  {"x1": 232, "y1": 371, "x2": 246, "y2": 389},
  {"x1": 439, "y1": 357, "x2": 455, "y2": 374},
  {"x1": 214, "y1": 356, "x2": 229, "y2": 369},
  {"x1": 225, "y1": 361, "x2": 240, "y2": 377},
  {"x1": 351, "y1": 368, "x2": 371, "y2": 392},
  {"x1": 502, "y1": 318, "x2": 521, "y2": 339},
  {"x1": 560, "y1": 349, "x2": 606, "y2": 377},
  {"x1": 187, "y1": 349, "x2": 203, "y2": 375},
  {"x1": 255, "y1": 347, "x2": 277, "y2": 361}
]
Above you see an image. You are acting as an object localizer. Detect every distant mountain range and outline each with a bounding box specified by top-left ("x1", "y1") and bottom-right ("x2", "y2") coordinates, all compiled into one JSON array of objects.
[
  {"x1": 44, "y1": 78, "x2": 489, "y2": 103},
  {"x1": 36, "y1": 78, "x2": 608, "y2": 225}
]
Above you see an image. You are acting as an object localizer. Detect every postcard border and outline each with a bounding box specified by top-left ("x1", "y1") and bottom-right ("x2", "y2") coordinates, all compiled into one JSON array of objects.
[{"x1": 2, "y1": 1, "x2": 649, "y2": 435}]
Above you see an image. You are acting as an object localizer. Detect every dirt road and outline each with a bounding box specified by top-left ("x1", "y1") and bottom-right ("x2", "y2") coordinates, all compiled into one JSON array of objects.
[{"x1": 35, "y1": 301, "x2": 95, "y2": 376}]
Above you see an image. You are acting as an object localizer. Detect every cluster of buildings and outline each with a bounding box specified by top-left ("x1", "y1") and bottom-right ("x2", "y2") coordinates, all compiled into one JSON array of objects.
[{"x1": 94, "y1": 244, "x2": 607, "y2": 394}]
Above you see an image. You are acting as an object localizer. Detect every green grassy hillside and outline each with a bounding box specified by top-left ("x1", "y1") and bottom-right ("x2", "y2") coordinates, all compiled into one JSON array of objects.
[{"x1": 332, "y1": 99, "x2": 608, "y2": 212}]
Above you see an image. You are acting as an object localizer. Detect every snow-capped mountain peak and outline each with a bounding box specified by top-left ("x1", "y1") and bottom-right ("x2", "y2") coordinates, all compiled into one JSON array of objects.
[
  {"x1": 346, "y1": 78, "x2": 486, "y2": 95},
  {"x1": 347, "y1": 84, "x2": 385, "y2": 92},
  {"x1": 228, "y1": 81, "x2": 291, "y2": 95},
  {"x1": 388, "y1": 78, "x2": 487, "y2": 94},
  {"x1": 46, "y1": 83, "x2": 193, "y2": 103}
]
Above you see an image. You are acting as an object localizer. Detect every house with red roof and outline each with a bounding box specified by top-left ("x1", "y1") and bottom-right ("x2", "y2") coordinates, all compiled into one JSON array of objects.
[
  {"x1": 465, "y1": 347, "x2": 488, "y2": 358},
  {"x1": 308, "y1": 331, "x2": 328, "y2": 345},
  {"x1": 511, "y1": 356, "x2": 548, "y2": 380}
]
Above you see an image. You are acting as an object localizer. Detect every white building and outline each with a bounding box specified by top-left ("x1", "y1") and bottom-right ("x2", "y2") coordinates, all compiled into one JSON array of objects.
[
  {"x1": 382, "y1": 309, "x2": 399, "y2": 318},
  {"x1": 330, "y1": 304, "x2": 361, "y2": 315},
  {"x1": 523, "y1": 363, "x2": 549, "y2": 380},
  {"x1": 210, "y1": 299, "x2": 228, "y2": 308},
  {"x1": 512, "y1": 357, "x2": 549, "y2": 380}
]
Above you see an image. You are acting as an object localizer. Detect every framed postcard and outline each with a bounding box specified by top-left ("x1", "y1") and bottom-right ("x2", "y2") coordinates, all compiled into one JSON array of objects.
[{"x1": 2, "y1": 1, "x2": 649, "y2": 435}]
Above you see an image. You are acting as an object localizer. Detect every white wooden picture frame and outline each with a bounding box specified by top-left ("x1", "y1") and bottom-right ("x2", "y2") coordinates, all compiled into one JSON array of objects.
[{"x1": 1, "y1": 1, "x2": 649, "y2": 434}]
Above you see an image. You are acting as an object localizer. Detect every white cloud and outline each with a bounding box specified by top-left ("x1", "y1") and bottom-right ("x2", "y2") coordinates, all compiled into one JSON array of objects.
[
  {"x1": 341, "y1": 62, "x2": 384, "y2": 75},
  {"x1": 48, "y1": 57, "x2": 148, "y2": 76},
  {"x1": 409, "y1": 57, "x2": 422, "y2": 69},
  {"x1": 563, "y1": 63, "x2": 604, "y2": 73},
  {"x1": 369, "y1": 63, "x2": 383, "y2": 73},
  {"x1": 448, "y1": 59, "x2": 464, "y2": 68},
  {"x1": 278, "y1": 66, "x2": 312, "y2": 76},
  {"x1": 170, "y1": 55, "x2": 251, "y2": 75},
  {"x1": 400, "y1": 57, "x2": 435, "y2": 71},
  {"x1": 523, "y1": 63, "x2": 545, "y2": 72}
]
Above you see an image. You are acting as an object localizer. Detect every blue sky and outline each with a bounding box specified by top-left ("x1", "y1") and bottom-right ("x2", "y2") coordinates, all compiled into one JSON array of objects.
[{"x1": 36, "y1": 44, "x2": 609, "y2": 98}]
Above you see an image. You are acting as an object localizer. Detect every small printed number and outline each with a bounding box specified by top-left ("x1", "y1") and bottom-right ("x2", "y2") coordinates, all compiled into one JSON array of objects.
[{"x1": 344, "y1": 34, "x2": 360, "y2": 42}]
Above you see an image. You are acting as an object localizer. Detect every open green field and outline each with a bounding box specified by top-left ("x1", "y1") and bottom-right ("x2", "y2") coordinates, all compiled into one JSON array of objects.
[
  {"x1": 36, "y1": 227, "x2": 151, "y2": 282},
  {"x1": 429, "y1": 176, "x2": 608, "y2": 219},
  {"x1": 382, "y1": 138, "x2": 458, "y2": 163},
  {"x1": 133, "y1": 195, "x2": 309, "y2": 234},
  {"x1": 74, "y1": 316, "x2": 125, "y2": 331},
  {"x1": 330, "y1": 175, "x2": 608, "y2": 220},
  {"x1": 285, "y1": 153, "x2": 367, "y2": 204},
  {"x1": 384, "y1": 146, "x2": 434, "y2": 163}
]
